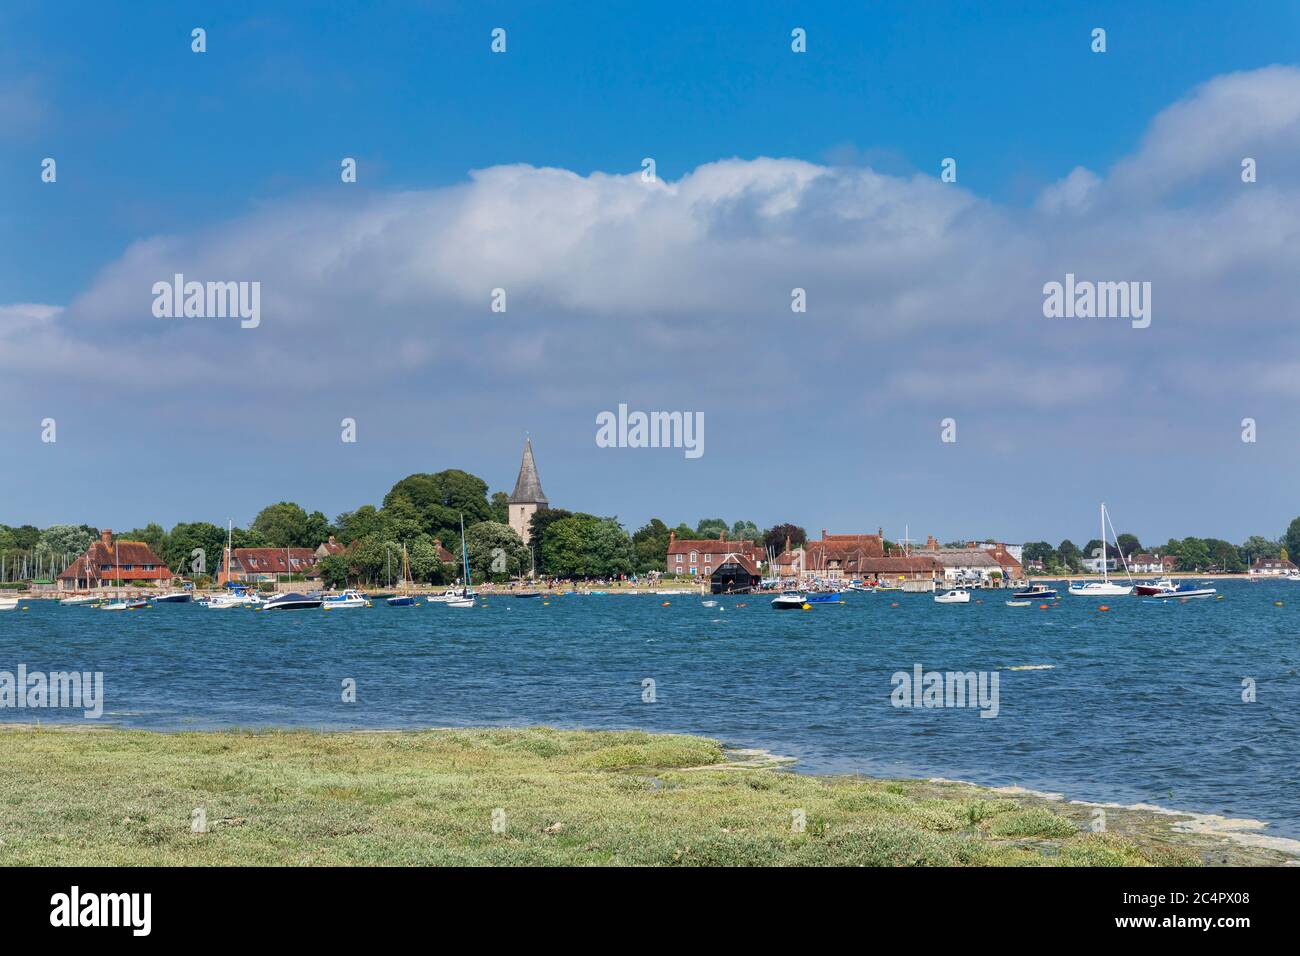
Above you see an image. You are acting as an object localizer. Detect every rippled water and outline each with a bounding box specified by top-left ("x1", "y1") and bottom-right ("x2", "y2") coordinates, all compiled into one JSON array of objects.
[{"x1": 3, "y1": 581, "x2": 1298, "y2": 836}]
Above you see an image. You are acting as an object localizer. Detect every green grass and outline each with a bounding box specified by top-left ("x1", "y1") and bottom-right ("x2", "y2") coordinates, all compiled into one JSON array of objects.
[{"x1": 0, "y1": 726, "x2": 1241, "y2": 866}]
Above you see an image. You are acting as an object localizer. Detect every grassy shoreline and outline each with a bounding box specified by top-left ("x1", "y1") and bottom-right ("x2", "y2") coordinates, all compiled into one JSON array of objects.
[{"x1": 0, "y1": 726, "x2": 1292, "y2": 866}]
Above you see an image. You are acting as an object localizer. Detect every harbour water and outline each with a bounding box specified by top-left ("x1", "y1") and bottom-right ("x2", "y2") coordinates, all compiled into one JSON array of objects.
[{"x1": 3, "y1": 580, "x2": 1297, "y2": 837}]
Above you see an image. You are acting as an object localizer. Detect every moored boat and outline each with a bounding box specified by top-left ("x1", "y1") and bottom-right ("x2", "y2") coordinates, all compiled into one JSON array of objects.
[
  {"x1": 934, "y1": 589, "x2": 971, "y2": 604},
  {"x1": 1068, "y1": 504, "x2": 1134, "y2": 597},
  {"x1": 321, "y1": 589, "x2": 369, "y2": 609},
  {"x1": 1012, "y1": 585, "x2": 1058, "y2": 600},
  {"x1": 770, "y1": 591, "x2": 808, "y2": 609},
  {"x1": 153, "y1": 591, "x2": 193, "y2": 603},
  {"x1": 0, "y1": 597, "x2": 19, "y2": 612},
  {"x1": 805, "y1": 592, "x2": 846, "y2": 604},
  {"x1": 263, "y1": 592, "x2": 323, "y2": 611}
]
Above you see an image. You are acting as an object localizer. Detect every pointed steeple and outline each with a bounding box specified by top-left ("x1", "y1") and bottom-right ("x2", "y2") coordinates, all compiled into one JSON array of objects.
[{"x1": 509, "y1": 438, "x2": 548, "y2": 505}]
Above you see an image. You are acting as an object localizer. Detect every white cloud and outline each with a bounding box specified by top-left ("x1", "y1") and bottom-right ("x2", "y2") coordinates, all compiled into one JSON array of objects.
[{"x1": 3, "y1": 66, "x2": 1299, "y2": 431}]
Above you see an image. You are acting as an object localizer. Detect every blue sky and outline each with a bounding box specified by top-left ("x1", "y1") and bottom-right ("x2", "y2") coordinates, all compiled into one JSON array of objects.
[{"x1": 3, "y1": 1, "x2": 1300, "y2": 545}]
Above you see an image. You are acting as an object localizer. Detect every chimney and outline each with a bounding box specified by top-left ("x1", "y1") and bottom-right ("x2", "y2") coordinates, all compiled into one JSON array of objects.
[
  {"x1": 720, "y1": 529, "x2": 726, "y2": 541},
  {"x1": 669, "y1": 530, "x2": 676, "y2": 545},
  {"x1": 784, "y1": 534, "x2": 791, "y2": 552},
  {"x1": 100, "y1": 529, "x2": 113, "y2": 547},
  {"x1": 927, "y1": 535, "x2": 937, "y2": 549},
  {"x1": 821, "y1": 529, "x2": 827, "y2": 541},
  {"x1": 877, "y1": 527, "x2": 883, "y2": 538}
]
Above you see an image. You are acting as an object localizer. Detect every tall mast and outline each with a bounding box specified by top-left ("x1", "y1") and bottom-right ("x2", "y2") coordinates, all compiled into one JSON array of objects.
[{"x1": 1100, "y1": 503, "x2": 1107, "y2": 583}]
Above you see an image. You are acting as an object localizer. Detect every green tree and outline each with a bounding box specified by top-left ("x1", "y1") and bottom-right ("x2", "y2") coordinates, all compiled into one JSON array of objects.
[
  {"x1": 336, "y1": 505, "x2": 386, "y2": 543},
  {"x1": 1022, "y1": 541, "x2": 1057, "y2": 566},
  {"x1": 164, "y1": 522, "x2": 227, "y2": 577},
  {"x1": 465, "y1": 522, "x2": 529, "y2": 582},
  {"x1": 489, "y1": 491, "x2": 510, "y2": 524},
  {"x1": 1239, "y1": 535, "x2": 1280, "y2": 566},
  {"x1": 632, "y1": 518, "x2": 672, "y2": 573},
  {"x1": 540, "y1": 515, "x2": 634, "y2": 579},
  {"x1": 1057, "y1": 540, "x2": 1082, "y2": 571},
  {"x1": 383, "y1": 469, "x2": 492, "y2": 543},
  {"x1": 36, "y1": 525, "x2": 95, "y2": 559},
  {"x1": 1115, "y1": 533, "x2": 1142, "y2": 557},
  {"x1": 316, "y1": 553, "x2": 351, "y2": 589},
  {"x1": 251, "y1": 502, "x2": 316, "y2": 548},
  {"x1": 1284, "y1": 518, "x2": 1300, "y2": 567},
  {"x1": 694, "y1": 518, "x2": 728, "y2": 540},
  {"x1": 730, "y1": 520, "x2": 761, "y2": 543}
]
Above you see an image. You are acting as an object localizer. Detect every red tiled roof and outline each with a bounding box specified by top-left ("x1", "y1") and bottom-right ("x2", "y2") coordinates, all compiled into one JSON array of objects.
[
  {"x1": 857, "y1": 556, "x2": 942, "y2": 574},
  {"x1": 706, "y1": 552, "x2": 760, "y2": 576},
  {"x1": 667, "y1": 538, "x2": 758, "y2": 557},
  {"x1": 231, "y1": 548, "x2": 319, "y2": 575},
  {"x1": 58, "y1": 539, "x2": 172, "y2": 581}
]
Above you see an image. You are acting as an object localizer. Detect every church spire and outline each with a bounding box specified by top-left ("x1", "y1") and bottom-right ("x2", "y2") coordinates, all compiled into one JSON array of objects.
[{"x1": 509, "y1": 438, "x2": 548, "y2": 505}]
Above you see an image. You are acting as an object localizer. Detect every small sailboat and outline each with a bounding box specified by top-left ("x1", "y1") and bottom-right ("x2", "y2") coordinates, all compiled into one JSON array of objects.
[
  {"x1": 934, "y1": 589, "x2": 971, "y2": 604},
  {"x1": 387, "y1": 546, "x2": 418, "y2": 606},
  {"x1": 58, "y1": 594, "x2": 100, "y2": 606},
  {"x1": 447, "y1": 516, "x2": 476, "y2": 608},
  {"x1": 1069, "y1": 504, "x2": 1134, "y2": 597}
]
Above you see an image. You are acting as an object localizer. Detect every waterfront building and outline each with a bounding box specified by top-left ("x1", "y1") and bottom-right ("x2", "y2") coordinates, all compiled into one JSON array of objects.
[
  {"x1": 508, "y1": 438, "x2": 548, "y2": 546},
  {"x1": 1250, "y1": 557, "x2": 1297, "y2": 576},
  {"x1": 1130, "y1": 552, "x2": 1177, "y2": 574},
  {"x1": 219, "y1": 547, "x2": 320, "y2": 585},
  {"x1": 57, "y1": 530, "x2": 173, "y2": 590},
  {"x1": 667, "y1": 530, "x2": 760, "y2": 579}
]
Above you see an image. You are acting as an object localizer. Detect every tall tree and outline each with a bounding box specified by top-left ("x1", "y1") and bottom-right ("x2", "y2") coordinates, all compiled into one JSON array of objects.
[
  {"x1": 251, "y1": 502, "x2": 315, "y2": 548},
  {"x1": 465, "y1": 522, "x2": 529, "y2": 581},
  {"x1": 1284, "y1": 518, "x2": 1300, "y2": 567},
  {"x1": 763, "y1": 523, "x2": 807, "y2": 553}
]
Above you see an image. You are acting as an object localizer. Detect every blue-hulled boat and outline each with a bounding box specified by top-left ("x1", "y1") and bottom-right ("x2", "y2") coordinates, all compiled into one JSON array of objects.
[
  {"x1": 1013, "y1": 585, "x2": 1058, "y2": 600},
  {"x1": 805, "y1": 592, "x2": 846, "y2": 604}
]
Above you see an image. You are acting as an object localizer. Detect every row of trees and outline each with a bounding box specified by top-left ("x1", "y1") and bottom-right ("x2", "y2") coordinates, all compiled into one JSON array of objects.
[
  {"x1": 1020, "y1": 528, "x2": 1300, "y2": 574},
  {"x1": 17, "y1": 496, "x2": 1300, "y2": 584}
]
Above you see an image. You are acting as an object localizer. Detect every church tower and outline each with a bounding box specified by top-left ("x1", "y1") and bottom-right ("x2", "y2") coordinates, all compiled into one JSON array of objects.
[{"x1": 508, "y1": 438, "x2": 548, "y2": 545}]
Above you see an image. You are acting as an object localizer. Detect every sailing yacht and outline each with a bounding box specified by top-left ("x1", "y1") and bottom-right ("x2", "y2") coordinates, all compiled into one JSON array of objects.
[
  {"x1": 447, "y1": 517, "x2": 476, "y2": 608},
  {"x1": 387, "y1": 546, "x2": 418, "y2": 606},
  {"x1": 1068, "y1": 504, "x2": 1134, "y2": 596}
]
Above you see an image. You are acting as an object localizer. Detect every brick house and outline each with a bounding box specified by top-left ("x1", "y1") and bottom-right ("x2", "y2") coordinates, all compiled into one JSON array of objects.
[
  {"x1": 58, "y1": 530, "x2": 173, "y2": 590},
  {"x1": 666, "y1": 530, "x2": 760, "y2": 579},
  {"x1": 218, "y1": 547, "x2": 320, "y2": 584}
]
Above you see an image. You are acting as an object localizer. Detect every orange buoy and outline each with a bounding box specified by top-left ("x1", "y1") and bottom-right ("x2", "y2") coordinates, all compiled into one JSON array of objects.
[
  {"x1": 1039, "y1": 604, "x2": 1048, "y2": 609},
  {"x1": 661, "y1": 601, "x2": 670, "y2": 607},
  {"x1": 1099, "y1": 605, "x2": 1110, "y2": 612},
  {"x1": 890, "y1": 602, "x2": 899, "y2": 608}
]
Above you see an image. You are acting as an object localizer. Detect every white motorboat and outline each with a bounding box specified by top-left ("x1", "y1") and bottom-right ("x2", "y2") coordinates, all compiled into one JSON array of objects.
[
  {"x1": 934, "y1": 589, "x2": 971, "y2": 604},
  {"x1": 446, "y1": 596, "x2": 475, "y2": 608},
  {"x1": 0, "y1": 597, "x2": 19, "y2": 612},
  {"x1": 205, "y1": 587, "x2": 263, "y2": 609},
  {"x1": 322, "y1": 589, "x2": 369, "y2": 610},
  {"x1": 770, "y1": 591, "x2": 808, "y2": 609},
  {"x1": 101, "y1": 598, "x2": 149, "y2": 611},
  {"x1": 153, "y1": 591, "x2": 193, "y2": 604},
  {"x1": 1068, "y1": 503, "x2": 1134, "y2": 597},
  {"x1": 428, "y1": 588, "x2": 474, "y2": 604},
  {"x1": 263, "y1": 592, "x2": 323, "y2": 611}
]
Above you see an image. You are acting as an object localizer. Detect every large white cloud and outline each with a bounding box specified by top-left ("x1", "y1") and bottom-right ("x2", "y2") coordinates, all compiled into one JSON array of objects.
[{"x1": 3, "y1": 65, "x2": 1299, "y2": 425}]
